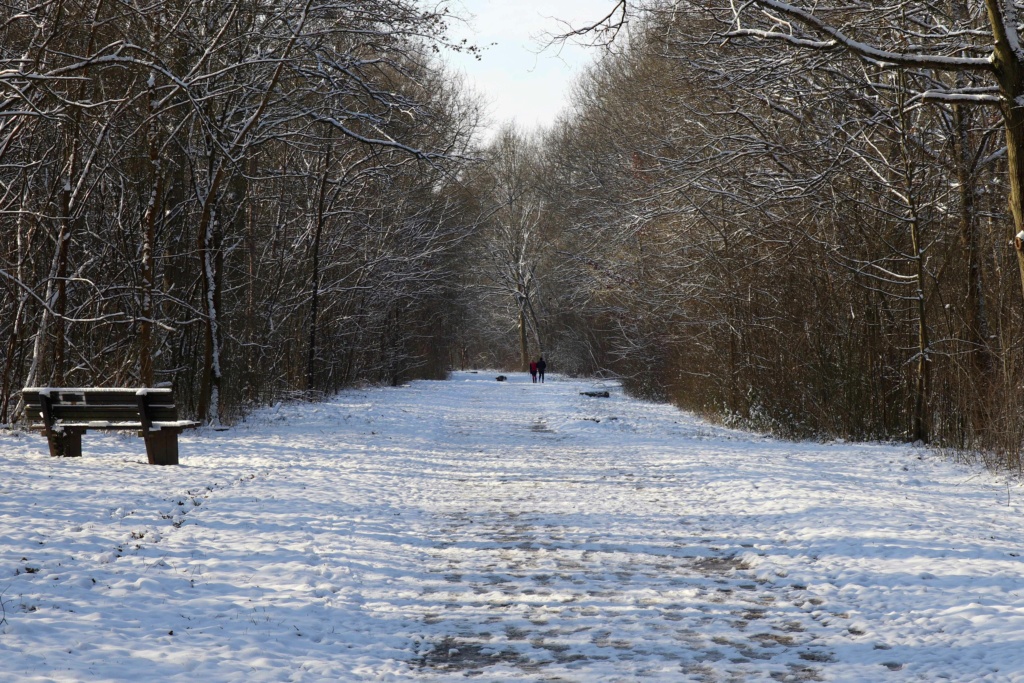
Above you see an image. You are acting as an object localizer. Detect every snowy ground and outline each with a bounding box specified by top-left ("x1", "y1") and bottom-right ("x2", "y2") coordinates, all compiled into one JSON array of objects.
[{"x1": 2, "y1": 372, "x2": 1024, "y2": 682}]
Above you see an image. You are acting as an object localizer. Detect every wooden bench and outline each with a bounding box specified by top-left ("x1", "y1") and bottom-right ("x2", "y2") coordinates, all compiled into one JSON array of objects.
[{"x1": 21, "y1": 387, "x2": 199, "y2": 465}]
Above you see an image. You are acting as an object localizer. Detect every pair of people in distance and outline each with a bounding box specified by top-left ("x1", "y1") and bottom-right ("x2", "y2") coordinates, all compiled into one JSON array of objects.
[{"x1": 529, "y1": 357, "x2": 547, "y2": 383}]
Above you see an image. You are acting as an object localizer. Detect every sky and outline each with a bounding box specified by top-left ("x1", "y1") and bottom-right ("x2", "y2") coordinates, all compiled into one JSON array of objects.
[{"x1": 443, "y1": 0, "x2": 605, "y2": 138}]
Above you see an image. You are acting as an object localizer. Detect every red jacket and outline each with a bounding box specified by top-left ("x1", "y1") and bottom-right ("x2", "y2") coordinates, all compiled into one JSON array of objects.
[{"x1": 529, "y1": 362, "x2": 538, "y2": 373}]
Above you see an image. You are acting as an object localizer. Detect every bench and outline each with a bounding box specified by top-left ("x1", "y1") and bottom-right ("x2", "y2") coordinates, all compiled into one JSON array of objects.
[{"x1": 21, "y1": 387, "x2": 199, "y2": 465}]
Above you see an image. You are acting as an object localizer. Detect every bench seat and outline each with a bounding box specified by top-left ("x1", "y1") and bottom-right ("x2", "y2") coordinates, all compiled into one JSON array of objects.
[
  {"x1": 22, "y1": 387, "x2": 199, "y2": 465},
  {"x1": 31, "y1": 419, "x2": 199, "y2": 431}
]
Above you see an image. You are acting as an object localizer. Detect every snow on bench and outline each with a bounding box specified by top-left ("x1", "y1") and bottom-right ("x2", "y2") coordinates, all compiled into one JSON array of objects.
[{"x1": 21, "y1": 387, "x2": 199, "y2": 465}]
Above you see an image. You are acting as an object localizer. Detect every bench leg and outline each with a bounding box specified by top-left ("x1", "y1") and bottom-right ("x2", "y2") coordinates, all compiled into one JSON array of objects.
[
  {"x1": 144, "y1": 429, "x2": 179, "y2": 466},
  {"x1": 48, "y1": 429, "x2": 83, "y2": 458}
]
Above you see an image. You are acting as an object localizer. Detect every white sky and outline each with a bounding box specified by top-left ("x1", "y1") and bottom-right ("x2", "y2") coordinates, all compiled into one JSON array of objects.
[{"x1": 443, "y1": 0, "x2": 603, "y2": 139}]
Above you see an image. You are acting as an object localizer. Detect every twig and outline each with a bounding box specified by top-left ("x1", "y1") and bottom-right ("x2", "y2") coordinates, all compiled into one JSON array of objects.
[{"x1": 0, "y1": 583, "x2": 10, "y2": 627}]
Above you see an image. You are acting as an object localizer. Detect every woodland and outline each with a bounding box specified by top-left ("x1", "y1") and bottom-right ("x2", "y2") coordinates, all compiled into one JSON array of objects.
[{"x1": 4, "y1": 0, "x2": 1024, "y2": 469}]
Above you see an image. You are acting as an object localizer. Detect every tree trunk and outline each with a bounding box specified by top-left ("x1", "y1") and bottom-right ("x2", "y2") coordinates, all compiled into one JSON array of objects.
[
  {"x1": 51, "y1": 179, "x2": 72, "y2": 384},
  {"x1": 307, "y1": 144, "x2": 330, "y2": 393},
  {"x1": 1004, "y1": 102, "x2": 1024, "y2": 300},
  {"x1": 197, "y1": 162, "x2": 226, "y2": 425},
  {"x1": 0, "y1": 302, "x2": 24, "y2": 423},
  {"x1": 898, "y1": 77, "x2": 930, "y2": 443},
  {"x1": 1, "y1": 222, "x2": 30, "y2": 423},
  {"x1": 139, "y1": 70, "x2": 162, "y2": 387},
  {"x1": 986, "y1": 0, "x2": 1024, "y2": 300},
  {"x1": 523, "y1": 285, "x2": 544, "y2": 356},
  {"x1": 953, "y1": 105, "x2": 992, "y2": 377},
  {"x1": 518, "y1": 300, "x2": 529, "y2": 371},
  {"x1": 910, "y1": 214, "x2": 930, "y2": 443}
]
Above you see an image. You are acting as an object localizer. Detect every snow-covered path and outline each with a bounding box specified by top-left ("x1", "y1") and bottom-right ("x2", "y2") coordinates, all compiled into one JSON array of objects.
[{"x1": 2, "y1": 372, "x2": 1024, "y2": 682}]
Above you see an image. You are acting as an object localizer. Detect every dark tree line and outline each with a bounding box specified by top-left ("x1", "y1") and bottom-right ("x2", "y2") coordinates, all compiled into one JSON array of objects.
[
  {"x1": 453, "y1": 2, "x2": 1024, "y2": 468},
  {"x1": 0, "y1": 0, "x2": 480, "y2": 425}
]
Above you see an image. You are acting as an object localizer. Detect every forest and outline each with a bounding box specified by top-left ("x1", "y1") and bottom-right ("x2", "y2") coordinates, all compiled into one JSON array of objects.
[{"x1": 4, "y1": 0, "x2": 1024, "y2": 469}]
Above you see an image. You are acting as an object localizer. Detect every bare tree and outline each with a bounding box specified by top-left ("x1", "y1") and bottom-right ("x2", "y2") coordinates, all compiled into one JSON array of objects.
[
  {"x1": 462, "y1": 126, "x2": 550, "y2": 370},
  {"x1": 0, "y1": 0, "x2": 482, "y2": 424}
]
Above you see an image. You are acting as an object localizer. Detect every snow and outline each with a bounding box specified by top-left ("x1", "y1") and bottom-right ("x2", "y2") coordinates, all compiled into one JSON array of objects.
[
  {"x1": 136, "y1": 388, "x2": 172, "y2": 396},
  {"x1": 24, "y1": 387, "x2": 171, "y2": 395},
  {"x1": 2, "y1": 371, "x2": 1024, "y2": 681}
]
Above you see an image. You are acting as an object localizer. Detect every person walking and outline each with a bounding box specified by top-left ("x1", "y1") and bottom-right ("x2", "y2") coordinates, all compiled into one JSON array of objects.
[
  {"x1": 529, "y1": 360, "x2": 538, "y2": 383},
  {"x1": 537, "y1": 356, "x2": 546, "y2": 383}
]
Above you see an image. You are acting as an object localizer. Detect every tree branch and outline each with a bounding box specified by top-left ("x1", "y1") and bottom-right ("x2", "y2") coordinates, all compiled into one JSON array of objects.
[{"x1": 734, "y1": 0, "x2": 994, "y2": 72}]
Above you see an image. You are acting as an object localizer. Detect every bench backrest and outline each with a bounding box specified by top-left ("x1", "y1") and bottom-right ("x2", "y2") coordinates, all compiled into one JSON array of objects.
[{"x1": 22, "y1": 388, "x2": 181, "y2": 429}]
